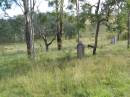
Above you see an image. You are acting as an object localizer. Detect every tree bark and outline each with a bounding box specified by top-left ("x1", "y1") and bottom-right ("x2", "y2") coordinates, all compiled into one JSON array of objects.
[
  {"x1": 76, "y1": 0, "x2": 80, "y2": 42},
  {"x1": 46, "y1": 44, "x2": 49, "y2": 52},
  {"x1": 57, "y1": 32, "x2": 62, "y2": 50},
  {"x1": 93, "y1": 21, "x2": 100, "y2": 55},
  {"x1": 117, "y1": 31, "x2": 121, "y2": 41},
  {"x1": 93, "y1": 0, "x2": 101, "y2": 55},
  {"x1": 56, "y1": 0, "x2": 63, "y2": 50},
  {"x1": 23, "y1": 0, "x2": 34, "y2": 58},
  {"x1": 127, "y1": 10, "x2": 130, "y2": 48}
]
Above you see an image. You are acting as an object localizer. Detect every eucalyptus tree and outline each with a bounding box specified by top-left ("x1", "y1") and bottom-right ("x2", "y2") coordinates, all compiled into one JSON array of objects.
[
  {"x1": 22, "y1": 0, "x2": 36, "y2": 58},
  {"x1": 90, "y1": 0, "x2": 121, "y2": 54},
  {"x1": 0, "y1": 0, "x2": 12, "y2": 9},
  {"x1": 72, "y1": 0, "x2": 122, "y2": 55},
  {"x1": 68, "y1": 0, "x2": 82, "y2": 42},
  {"x1": 92, "y1": 0, "x2": 101, "y2": 55},
  {"x1": 12, "y1": 0, "x2": 36, "y2": 58},
  {"x1": 116, "y1": 11, "x2": 127, "y2": 40},
  {"x1": 106, "y1": 11, "x2": 127, "y2": 41},
  {"x1": 107, "y1": 0, "x2": 130, "y2": 48},
  {"x1": 82, "y1": 0, "x2": 120, "y2": 55},
  {"x1": 115, "y1": 0, "x2": 127, "y2": 40},
  {"x1": 126, "y1": 0, "x2": 130, "y2": 48},
  {"x1": 0, "y1": 0, "x2": 13, "y2": 18},
  {"x1": 106, "y1": 0, "x2": 128, "y2": 41},
  {"x1": 70, "y1": 0, "x2": 111, "y2": 55},
  {"x1": 0, "y1": 0, "x2": 36, "y2": 58},
  {"x1": 117, "y1": 0, "x2": 130, "y2": 48},
  {"x1": 48, "y1": 0, "x2": 64, "y2": 50}
]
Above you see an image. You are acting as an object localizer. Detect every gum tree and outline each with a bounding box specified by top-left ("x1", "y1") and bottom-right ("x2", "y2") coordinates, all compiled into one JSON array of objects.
[
  {"x1": 22, "y1": 0, "x2": 35, "y2": 58},
  {"x1": 48, "y1": 0, "x2": 64, "y2": 50}
]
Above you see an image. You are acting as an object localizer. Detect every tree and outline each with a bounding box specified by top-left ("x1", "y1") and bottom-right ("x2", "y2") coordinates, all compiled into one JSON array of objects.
[
  {"x1": 64, "y1": 21, "x2": 77, "y2": 39},
  {"x1": 0, "y1": 0, "x2": 12, "y2": 9},
  {"x1": 0, "y1": 0, "x2": 24, "y2": 43},
  {"x1": 48, "y1": 0, "x2": 64, "y2": 50},
  {"x1": 68, "y1": 0, "x2": 92, "y2": 38},
  {"x1": 0, "y1": 16, "x2": 24, "y2": 42},
  {"x1": 126, "y1": 0, "x2": 130, "y2": 48},
  {"x1": 34, "y1": 12, "x2": 56, "y2": 51},
  {"x1": 0, "y1": 0, "x2": 36, "y2": 58},
  {"x1": 83, "y1": 0, "x2": 118, "y2": 55},
  {"x1": 57, "y1": 0, "x2": 64, "y2": 50},
  {"x1": 118, "y1": 0, "x2": 130, "y2": 48},
  {"x1": 128, "y1": 10, "x2": 130, "y2": 48},
  {"x1": 22, "y1": 0, "x2": 35, "y2": 58},
  {"x1": 92, "y1": 0, "x2": 101, "y2": 55}
]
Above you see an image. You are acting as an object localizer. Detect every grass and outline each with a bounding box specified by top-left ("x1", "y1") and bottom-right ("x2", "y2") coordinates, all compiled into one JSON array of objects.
[{"x1": 0, "y1": 36, "x2": 130, "y2": 97}]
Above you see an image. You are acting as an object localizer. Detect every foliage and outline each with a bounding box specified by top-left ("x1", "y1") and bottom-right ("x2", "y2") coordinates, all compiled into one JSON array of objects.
[
  {"x1": 36, "y1": 12, "x2": 57, "y2": 37},
  {"x1": 64, "y1": 21, "x2": 77, "y2": 39},
  {"x1": 0, "y1": 0, "x2": 12, "y2": 9},
  {"x1": 0, "y1": 16, "x2": 24, "y2": 43}
]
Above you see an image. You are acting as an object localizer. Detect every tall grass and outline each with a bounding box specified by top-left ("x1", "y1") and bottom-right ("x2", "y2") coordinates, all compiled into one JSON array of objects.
[{"x1": 0, "y1": 37, "x2": 130, "y2": 97}]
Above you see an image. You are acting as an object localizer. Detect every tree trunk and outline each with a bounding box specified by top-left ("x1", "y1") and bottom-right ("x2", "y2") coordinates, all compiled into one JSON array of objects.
[
  {"x1": 93, "y1": 21, "x2": 100, "y2": 55},
  {"x1": 44, "y1": 39, "x2": 49, "y2": 52},
  {"x1": 127, "y1": 10, "x2": 130, "y2": 48},
  {"x1": 56, "y1": 0, "x2": 63, "y2": 50},
  {"x1": 93, "y1": 0, "x2": 100, "y2": 55},
  {"x1": 46, "y1": 44, "x2": 49, "y2": 52},
  {"x1": 57, "y1": 10, "x2": 63, "y2": 50},
  {"x1": 117, "y1": 31, "x2": 121, "y2": 41},
  {"x1": 23, "y1": 0, "x2": 34, "y2": 58},
  {"x1": 57, "y1": 32, "x2": 62, "y2": 50},
  {"x1": 76, "y1": 0, "x2": 80, "y2": 42}
]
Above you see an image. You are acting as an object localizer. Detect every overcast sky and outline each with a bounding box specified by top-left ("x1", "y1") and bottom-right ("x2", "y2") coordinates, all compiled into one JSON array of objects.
[{"x1": 0, "y1": 0, "x2": 103, "y2": 18}]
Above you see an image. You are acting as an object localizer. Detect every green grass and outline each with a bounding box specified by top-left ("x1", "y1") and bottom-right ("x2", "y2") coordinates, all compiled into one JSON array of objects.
[{"x1": 0, "y1": 37, "x2": 130, "y2": 97}]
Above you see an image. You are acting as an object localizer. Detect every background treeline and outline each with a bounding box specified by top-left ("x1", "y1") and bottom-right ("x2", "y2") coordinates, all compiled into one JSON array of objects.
[
  {"x1": 0, "y1": 12, "x2": 108, "y2": 44},
  {"x1": 0, "y1": 11, "x2": 128, "y2": 43},
  {"x1": 0, "y1": 0, "x2": 130, "y2": 56},
  {"x1": 0, "y1": 16, "x2": 24, "y2": 43},
  {"x1": 0, "y1": 12, "x2": 81, "y2": 43}
]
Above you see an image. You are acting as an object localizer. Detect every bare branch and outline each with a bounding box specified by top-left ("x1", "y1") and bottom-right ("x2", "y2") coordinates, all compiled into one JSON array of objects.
[
  {"x1": 32, "y1": 0, "x2": 36, "y2": 10},
  {"x1": 48, "y1": 37, "x2": 56, "y2": 46},
  {"x1": 2, "y1": 9, "x2": 13, "y2": 18},
  {"x1": 13, "y1": 0, "x2": 24, "y2": 13}
]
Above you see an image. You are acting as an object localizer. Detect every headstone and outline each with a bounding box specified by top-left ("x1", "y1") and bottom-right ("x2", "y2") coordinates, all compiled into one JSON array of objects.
[
  {"x1": 77, "y1": 41, "x2": 85, "y2": 59},
  {"x1": 111, "y1": 36, "x2": 117, "y2": 44}
]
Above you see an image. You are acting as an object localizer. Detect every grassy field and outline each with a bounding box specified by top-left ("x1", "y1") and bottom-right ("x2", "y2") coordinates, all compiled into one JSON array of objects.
[{"x1": 0, "y1": 36, "x2": 130, "y2": 97}]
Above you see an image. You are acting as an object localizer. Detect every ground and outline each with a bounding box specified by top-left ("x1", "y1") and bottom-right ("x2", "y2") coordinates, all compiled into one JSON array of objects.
[{"x1": 0, "y1": 37, "x2": 130, "y2": 97}]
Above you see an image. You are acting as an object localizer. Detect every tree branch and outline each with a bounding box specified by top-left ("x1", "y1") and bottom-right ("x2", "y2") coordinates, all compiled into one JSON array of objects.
[
  {"x1": 48, "y1": 36, "x2": 56, "y2": 46},
  {"x1": 13, "y1": 0, "x2": 24, "y2": 13}
]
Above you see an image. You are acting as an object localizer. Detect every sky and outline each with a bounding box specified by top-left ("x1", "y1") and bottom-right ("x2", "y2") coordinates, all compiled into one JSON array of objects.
[{"x1": 0, "y1": 0, "x2": 102, "y2": 18}]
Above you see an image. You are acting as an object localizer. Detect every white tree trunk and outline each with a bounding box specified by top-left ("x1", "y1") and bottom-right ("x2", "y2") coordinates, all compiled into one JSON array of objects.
[{"x1": 23, "y1": 0, "x2": 35, "y2": 58}]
